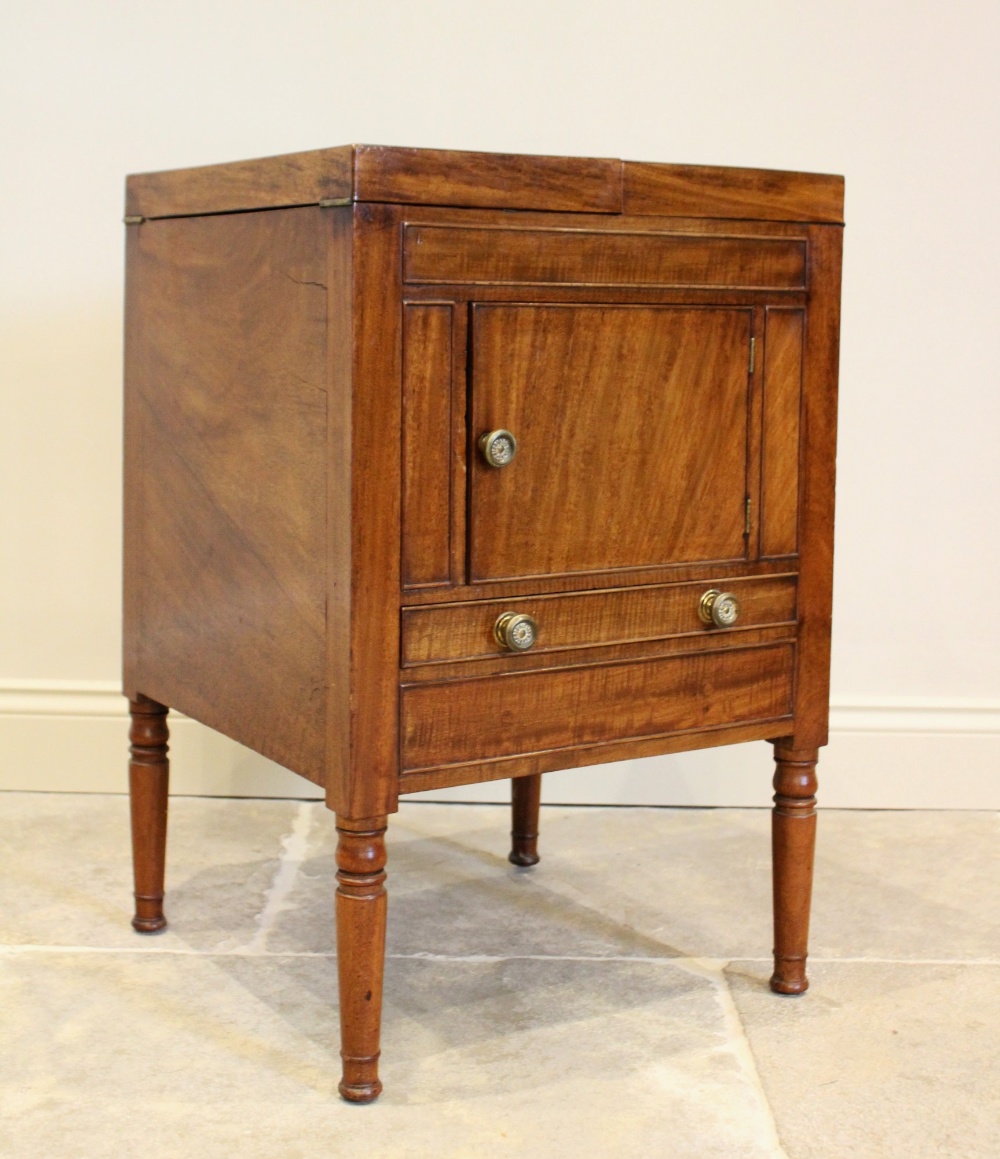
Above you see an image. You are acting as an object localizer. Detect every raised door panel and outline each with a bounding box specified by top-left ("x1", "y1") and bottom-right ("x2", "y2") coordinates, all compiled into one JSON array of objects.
[
  {"x1": 761, "y1": 308, "x2": 804, "y2": 558},
  {"x1": 401, "y1": 304, "x2": 452, "y2": 587},
  {"x1": 469, "y1": 304, "x2": 752, "y2": 581}
]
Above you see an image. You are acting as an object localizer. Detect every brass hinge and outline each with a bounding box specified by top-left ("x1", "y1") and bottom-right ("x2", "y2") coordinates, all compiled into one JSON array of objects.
[
  {"x1": 123, "y1": 215, "x2": 145, "y2": 226},
  {"x1": 749, "y1": 336, "x2": 756, "y2": 374},
  {"x1": 318, "y1": 197, "x2": 352, "y2": 208},
  {"x1": 744, "y1": 496, "x2": 752, "y2": 536}
]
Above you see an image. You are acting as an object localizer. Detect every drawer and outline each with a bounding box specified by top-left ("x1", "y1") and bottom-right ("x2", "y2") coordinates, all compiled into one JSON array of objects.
[
  {"x1": 400, "y1": 642, "x2": 795, "y2": 773},
  {"x1": 401, "y1": 575, "x2": 797, "y2": 667}
]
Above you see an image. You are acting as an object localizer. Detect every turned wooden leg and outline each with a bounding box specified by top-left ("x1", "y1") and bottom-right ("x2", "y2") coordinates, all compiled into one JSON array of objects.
[
  {"x1": 128, "y1": 694, "x2": 170, "y2": 933},
  {"x1": 336, "y1": 816, "x2": 388, "y2": 1103},
  {"x1": 509, "y1": 773, "x2": 542, "y2": 867},
  {"x1": 770, "y1": 742, "x2": 819, "y2": 995}
]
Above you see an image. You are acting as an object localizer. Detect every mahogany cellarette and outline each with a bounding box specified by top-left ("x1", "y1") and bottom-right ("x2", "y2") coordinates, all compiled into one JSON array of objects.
[{"x1": 122, "y1": 144, "x2": 844, "y2": 1102}]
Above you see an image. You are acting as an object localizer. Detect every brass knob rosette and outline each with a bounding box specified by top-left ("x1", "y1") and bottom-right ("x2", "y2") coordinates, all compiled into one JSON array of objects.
[
  {"x1": 698, "y1": 589, "x2": 741, "y2": 629},
  {"x1": 494, "y1": 612, "x2": 538, "y2": 652},
  {"x1": 479, "y1": 429, "x2": 518, "y2": 468}
]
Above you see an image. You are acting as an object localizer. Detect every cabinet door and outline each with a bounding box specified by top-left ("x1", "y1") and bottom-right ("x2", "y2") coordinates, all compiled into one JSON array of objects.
[{"x1": 469, "y1": 304, "x2": 753, "y2": 581}]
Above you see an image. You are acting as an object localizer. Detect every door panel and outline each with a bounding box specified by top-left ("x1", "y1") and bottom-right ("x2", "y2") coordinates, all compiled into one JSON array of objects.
[{"x1": 469, "y1": 304, "x2": 752, "y2": 581}]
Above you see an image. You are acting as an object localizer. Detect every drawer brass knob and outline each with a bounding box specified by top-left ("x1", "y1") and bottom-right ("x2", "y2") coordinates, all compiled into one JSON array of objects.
[
  {"x1": 698, "y1": 589, "x2": 741, "y2": 629},
  {"x1": 495, "y1": 611, "x2": 537, "y2": 652},
  {"x1": 479, "y1": 429, "x2": 518, "y2": 468}
]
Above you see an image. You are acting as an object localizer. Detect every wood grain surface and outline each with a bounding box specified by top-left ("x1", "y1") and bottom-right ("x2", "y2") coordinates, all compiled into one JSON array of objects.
[
  {"x1": 122, "y1": 148, "x2": 844, "y2": 1103},
  {"x1": 469, "y1": 304, "x2": 752, "y2": 580},
  {"x1": 335, "y1": 816, "x2": 388, "y2": 1102},
  {"x1": 122, "y1": 228, "x2": 144, "y2": 698},
  {"x1": 127, "y1": 146, "x2": 843, "y2": 223},
  {"x1": 401, "y1": 575, "x2": 797, "y2": 666},
  {"x1": 324, "y1": 206, "x2": 354, "y2": 810},
  {"x1": 404, "y1": 225, "x2": 807, "y2": 290},
  {"x1": 401, "y1": 624, "x2": 797, "y2": 686},
  {"x1": 128, "y1": 695, "x2": 170, "y2": 933},
  {"x1": 400, "y1": 557, "x2": 799, "y2": 608},
  {"x1": 509, "y1": 774, "x2": 542, "y2": 866},
  {"x1": 340, "y1": 203, "x2": 403, "y2": 817},
  {"x1": 401, "y1": 304, "x2": 453, "y2": 588},
  {"x1": 789, "y1": 226, "x2": 843, "y2": 747},
  {"x1": 123, "y1": 207, "x2": 329, "y2": 781},
  {"x1": 354, "y1": 144, "x2": 621, "y2": 213},
  {"x1": 398, "y1": 717, "x2": 790, "y2": 794},
  {"x1": 770, "y1": 742, "x2": 819, "y2": 994},
  {"x1": 624, "y1": 162, "x2": 844, "y2": 223},
  {"x1": 126, "y1": 146, "x2": 353, "y2": 219},
  {"x1": 761, "y1": 308, "x2": 805, "y2": 558},
  {"x1": 400, "y1": 643, "x2": 795, "y2": 772}
]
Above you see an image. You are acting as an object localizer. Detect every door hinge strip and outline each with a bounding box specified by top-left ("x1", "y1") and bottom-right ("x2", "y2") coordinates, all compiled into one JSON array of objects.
[
  {"x1": 749, "y1": 336, "x2": 756, "y2": 374},
  {"x1": 123, "y1": 215, "x2": 145, "y2": 226},
  {"x1": 318, "y1": 197, "x2": 353, "y2": 208},
  {"x1": 745, "y1": 496, "x2": 752, "y2": 536}
]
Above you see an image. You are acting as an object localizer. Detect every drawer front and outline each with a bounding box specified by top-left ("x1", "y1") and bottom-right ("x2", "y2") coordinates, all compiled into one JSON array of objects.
[
  {"x1": 400, "y1": 643, "x2": 794, "y2": 772},
  {"x1": 404, "y1": 225, "x2": 807, "y2": 290},
  {"x1": 401, "y1": 575, "x2": 796, "y2": 666}
]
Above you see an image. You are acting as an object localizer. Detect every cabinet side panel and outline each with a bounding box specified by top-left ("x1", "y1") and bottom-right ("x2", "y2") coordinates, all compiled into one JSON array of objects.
[
  {"x1": 123, "y1": 227, "x2": 144, "y2": 698},
  {"x1": 761, "y1": 308, "x2": 804, "y2": 558},
  {"x1": 792, "y1": 226, "x2": 843, "y2": 747},
  {"x1": 401, "y1": 304, "x2": 452, "y2": 588},
  {"x1": 326, "y1": 207, "x2": 354, "y2": 802},
  {"x1": 127, "y1": 207, "x2": 329, "y2": 782}
]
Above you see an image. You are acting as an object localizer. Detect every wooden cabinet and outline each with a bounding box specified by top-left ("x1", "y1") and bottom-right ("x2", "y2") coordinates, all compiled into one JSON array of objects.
[{"x1": 123, "y1": 145, "x2": 844, "y2": 1102}]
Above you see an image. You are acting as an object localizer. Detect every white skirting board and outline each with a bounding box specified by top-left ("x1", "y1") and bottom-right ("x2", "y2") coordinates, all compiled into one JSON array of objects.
[{"x1": 0, "y1": 681, "x2": 997, "y2": 809}]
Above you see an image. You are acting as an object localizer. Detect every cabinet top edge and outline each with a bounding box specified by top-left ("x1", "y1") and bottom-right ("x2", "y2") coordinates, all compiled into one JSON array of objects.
[{"x1": 124, "y1": 144, "x2": 845, "y2": 225}]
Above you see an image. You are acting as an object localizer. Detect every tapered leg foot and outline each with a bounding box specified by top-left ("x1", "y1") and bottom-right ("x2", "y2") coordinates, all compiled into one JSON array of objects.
[
  {"x1": 336, "y1": 816, "x2": 388, "y2": 1103},
  {"x1": 509, "y1": 774, "x2": 541, "y2": 867},
  {"x1": 128, "y1": 695, "x2": 170, "y2": 933},
  {"x1": 770, "y1": 742, "x2": 819, "y2": 995}
]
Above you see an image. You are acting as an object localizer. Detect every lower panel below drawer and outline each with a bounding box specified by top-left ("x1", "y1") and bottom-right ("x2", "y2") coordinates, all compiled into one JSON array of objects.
[{"x1": 400, "y1": 642, "x2": 794, "y2": 773}]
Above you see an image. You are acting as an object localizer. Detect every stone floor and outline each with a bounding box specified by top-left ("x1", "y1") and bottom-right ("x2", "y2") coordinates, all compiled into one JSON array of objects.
[{"x1": 1, "y1": 794, "x2": 998, "y2": 1158}]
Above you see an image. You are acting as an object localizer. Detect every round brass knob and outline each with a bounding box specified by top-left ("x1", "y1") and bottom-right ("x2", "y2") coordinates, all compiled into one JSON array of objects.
[
  {"x1": 698, "y1": 589, "x2": 741, "y2": 629},
  {"x1": 495, "y1": 611, "x2": 538, "y2": 652},
  {"x1": 479, "y1": 429, "x2": 518, "y2": 468}
]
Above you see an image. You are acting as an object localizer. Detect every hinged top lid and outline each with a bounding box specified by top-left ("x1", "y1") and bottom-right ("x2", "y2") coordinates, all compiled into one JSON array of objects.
[{"x1": 125, "y1": 144, "x2": 844, "y2": 224}]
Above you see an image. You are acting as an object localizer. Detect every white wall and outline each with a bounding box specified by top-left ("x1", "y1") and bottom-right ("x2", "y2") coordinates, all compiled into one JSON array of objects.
[{"x1": 2, "y1": 1, "x2": 998, "y2": 805}]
